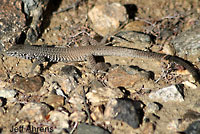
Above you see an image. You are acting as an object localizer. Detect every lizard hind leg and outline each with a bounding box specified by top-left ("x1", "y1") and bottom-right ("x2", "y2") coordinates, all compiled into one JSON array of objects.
[{"x1": 86, "y1": 55, "x2": 109, "y2": 73}]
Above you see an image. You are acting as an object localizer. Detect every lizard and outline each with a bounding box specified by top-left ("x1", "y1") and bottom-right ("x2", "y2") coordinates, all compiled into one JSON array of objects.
[{"x1": 3, "y1": 43, "x2": 200, "y2": 83}]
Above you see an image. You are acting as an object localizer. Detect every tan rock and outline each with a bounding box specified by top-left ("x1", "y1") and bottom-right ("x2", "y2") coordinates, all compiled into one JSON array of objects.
[
  {"x1": 106, "y1": 66, "x2": 151, "y2": 88},
  {"x1": 88, "y1": 3, "x2": 127, "y2": 36},
  {"x1": 18, "y1": 102, "x2": 51, "y2": 122}
]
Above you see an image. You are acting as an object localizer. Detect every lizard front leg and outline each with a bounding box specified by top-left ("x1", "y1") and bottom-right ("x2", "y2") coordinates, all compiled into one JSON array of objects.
[{"x1": 31, "y1": 56, "x2": 46, "y2": 73}]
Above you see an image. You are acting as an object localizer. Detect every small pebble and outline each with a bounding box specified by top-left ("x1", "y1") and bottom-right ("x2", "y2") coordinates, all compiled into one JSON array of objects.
[
  {"x1": 69, "y1": 111, "x2": 86, "y2": 122},
  {"x1": 145, "y1": 102, "x2": 161, "y2": 113},
  {"x1": 42, "y1": 94, "x2": 64, "y2": 108},
  {"x1": 90, "y1": 106, "x2": 104, "y2": 121},
  {"x1": 0, "y1": 88, "x2": 17, "y2": 102},
  {"x1": 182, "y1": 81, "x2": 197, "y2": 89}
]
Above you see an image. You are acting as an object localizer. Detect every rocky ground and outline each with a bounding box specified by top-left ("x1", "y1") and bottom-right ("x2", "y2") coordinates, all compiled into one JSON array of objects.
[{"x1": 0, "y1": 0, "x2": 200, "y2": 134}]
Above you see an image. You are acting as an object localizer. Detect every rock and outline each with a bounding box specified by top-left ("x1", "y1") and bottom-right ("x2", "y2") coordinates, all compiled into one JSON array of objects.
[
  {"x1": 69, "y1": 111, "x2": 86, "y2": 122},
  {"x1": 86, "y1": 86, "x2": 123, "y2": 105},
  {"x1": 68, "y1": 92, "x2": 85, "y2": 109},
  {"x1": 3, "y1": 57, "x2": 36, "y2": 76},
  {"x1": 162, "y1": 43, "x2": 176, "y2": 55},
  {"x1": 124, "y1": 21, "x2": 147, "y2": 32},
  {"x1": 194, "y1": 100, "x2": 200, "y2": 110},
  {"x1": 0, "y1": 0, "x2": 25, "y2": 48},
  {"x1": 0, "y1": 88, "x2": 17, "y2": 103},
  {"x1": 22, "y1": 0, "x2": 49, "y2": 42},
  {"x1": 104, "y1": 98, "x2": 143, "y2": 128},
  {"x1": 88, "y1": 3, "x2": 127, "y2": 36},
  {"x1": 112, "y1": 31, "x2": 152, "y2": 51},
  {"x1": 149, "y1": 85, "x2": 184, "y2": 102},
  {"x1": 114, "y1": 31, "x2": 151, "y2": 44},
  {"x1": 90, "y1": 106, "x2": 104, "y2": 121},
  {"x1": 106, "y1": 65, "x2": 151, "y2": 88},
  {"x1": 172, "y1": 24, "x2": 200, "y2": 59},
  {"x1": 13, "y1": 75, "x2": 44, "y2": 93},
  {"x1": 76, "y1": 123, "x2": 110, "y2": 134},
  {"x1": 18, "y1": 102, "x2": 51, "y2": 122},
  {"x1": 0, "y1": 88, "x2": 17, "y2": 99},
  {"x1": 42, "y1": 94, "x2": 64, "y2": 108},
  {"x1": 183, "y1": 120, "x2": 200, "y2": 134},
  {"x1": 61, "y1": 65, "x2": 82, "y2": 80},
  {"x1": 8, "y1": 103, "x2": 22, "y2": 115},
  {"x1": 0, "y1": 81, "x2": 8, "y2": 88},
  {"x1": 182, "y1": 81, "x2": 197, "y2": 89},
  {"x1": 51, "y1": 82, "x2": 68, "y2": 98},
  {"x1": 48, "y1": 110, "x2": 69, "y2": 133},
  {"x1": 145, "y1": 102, "x2": 161, "y2": 113},
  {"x1": 167, "y1": 119, "x2": 182, "y2": 131},
  {"x1": 58, "y1": 65, "x2": 81, "y2": 93}
]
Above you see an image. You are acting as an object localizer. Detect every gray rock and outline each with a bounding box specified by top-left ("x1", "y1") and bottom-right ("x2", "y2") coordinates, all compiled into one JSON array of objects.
[
  {"x1": 172, "y1": 24, "x2": 200, "y2": 58},
  {"x1": 184, "y1": 120, "x2": 200, "y2": 134},
  {"x1": 61, "y1": 65, "x2": 82, "y2": 80},
  {"x1": 0, "y1": 0, "x2": 25, "y2": 47},
  {"x1": 22, "y1": 0, "x2": 49, "y2": 42},
  {"x1": 0, "y1": 89, "x2": 17, "y2": 99},
  {"x1": 104, "y1": 98, "x2": 143, "y2": 128},
  {"x1": 149, "y1": 85, "x2": 184, "y2": 102},
  {"x1": 114, "y1": 31, "x2": 151, "y2": 43},
  {"x1": 77, "y1": 123, "x2": 110, "y2": 134}
]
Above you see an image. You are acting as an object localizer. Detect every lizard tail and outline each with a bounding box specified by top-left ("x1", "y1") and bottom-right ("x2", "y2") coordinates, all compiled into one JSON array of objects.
[
  {"x1": 164, "y1": 55, "x2": 200, "y2": 83},
  {"x1": 95, "y1": 46, "x2": 200, "y2": 83}
]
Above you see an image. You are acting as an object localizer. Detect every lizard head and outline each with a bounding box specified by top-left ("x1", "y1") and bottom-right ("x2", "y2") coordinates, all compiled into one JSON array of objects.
[
  {"x1": 6, "y1": 44, "x2": 25, "y2": 55},
  {"x1": 5, "y1": 44, "x2": 32, "y2": 59}
]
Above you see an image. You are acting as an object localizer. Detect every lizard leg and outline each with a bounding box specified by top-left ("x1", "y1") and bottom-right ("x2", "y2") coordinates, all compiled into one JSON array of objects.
[
  {"x1": 31, "y1": 56, "x2": 45, "y2": 73},
  {"x1": 81, "y1": 34, "x2": 99, "y2": 46},
  {"x1": 87, "y1": 55, "x2": 109, "y2": 72}
]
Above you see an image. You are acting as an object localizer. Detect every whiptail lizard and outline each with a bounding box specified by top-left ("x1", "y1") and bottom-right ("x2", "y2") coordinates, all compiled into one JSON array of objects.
[{"x1": 4, "y1": 44, "x2": 200, "y2": 83}]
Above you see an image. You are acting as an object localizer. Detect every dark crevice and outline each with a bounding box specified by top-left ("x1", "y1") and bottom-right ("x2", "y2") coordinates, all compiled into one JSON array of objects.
[{"x1": 124, "y1": 4, "x2": 138, "y2": 20}]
